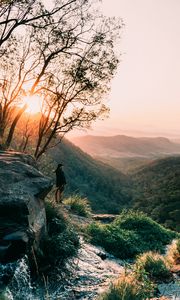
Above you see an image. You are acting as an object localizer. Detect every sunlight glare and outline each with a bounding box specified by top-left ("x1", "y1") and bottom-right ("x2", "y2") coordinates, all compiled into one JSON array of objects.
[{"x1": 22, "y1": 94, "x2": 43, "y2": 114}]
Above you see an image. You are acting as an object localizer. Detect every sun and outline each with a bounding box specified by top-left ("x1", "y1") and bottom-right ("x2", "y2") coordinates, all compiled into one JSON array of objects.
[{"x1": 22, "y1": 94, "x2": 43, "y2": 114}]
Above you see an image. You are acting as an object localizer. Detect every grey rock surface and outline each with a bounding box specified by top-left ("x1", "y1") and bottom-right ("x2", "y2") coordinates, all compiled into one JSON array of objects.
[{"x1": 0, "y1": 151, "x2": 53, "y2": 264}]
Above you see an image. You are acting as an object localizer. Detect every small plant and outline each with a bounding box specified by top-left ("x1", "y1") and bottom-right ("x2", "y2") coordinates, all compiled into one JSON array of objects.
[
  {"x1": 166, "y1": 239, "x2": 180, "y2": 266},
  {"x1": 99, "y1": 273, "x2": 154, "y2": 300},
  {"x1": 134, "y1": 252, "x2": 172, "y2": 282},
  {"x1": 64, "y1": 195, "x2": 91, "y2": 217},
  {"x1": 45, "y1": 201, "x2": 70, "y2": 234}
]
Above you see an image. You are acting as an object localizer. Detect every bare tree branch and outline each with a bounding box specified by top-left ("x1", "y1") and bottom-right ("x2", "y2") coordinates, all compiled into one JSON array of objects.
[{"x1": 0, "y1": 0, "x2": 122, "y2": 157}]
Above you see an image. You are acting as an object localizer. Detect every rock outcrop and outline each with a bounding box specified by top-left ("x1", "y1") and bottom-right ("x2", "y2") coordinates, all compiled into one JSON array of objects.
[{"x1": 0, "y1": 151, "x2": 53, "y2": 264}]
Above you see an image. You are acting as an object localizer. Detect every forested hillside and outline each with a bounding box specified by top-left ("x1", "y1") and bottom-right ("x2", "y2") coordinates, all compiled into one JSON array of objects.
[
  {"x1": 46, "y1": 139, "x2": 132, "y2": 213},
  {"x1": 132, "y1": 156, "x2": 180, "y2": 231}
]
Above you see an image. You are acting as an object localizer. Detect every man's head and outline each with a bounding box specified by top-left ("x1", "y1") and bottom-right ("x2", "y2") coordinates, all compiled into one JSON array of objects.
[{"x1": 58, "y1": 163, "x2": 63, "y2": 167}]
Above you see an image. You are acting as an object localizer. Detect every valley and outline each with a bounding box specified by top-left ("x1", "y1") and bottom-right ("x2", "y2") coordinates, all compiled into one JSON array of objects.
[{"x1": 65, "y1": 135, "x2": 180, "y2": 231}]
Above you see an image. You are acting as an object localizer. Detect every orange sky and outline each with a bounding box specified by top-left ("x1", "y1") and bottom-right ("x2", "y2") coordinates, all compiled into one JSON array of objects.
[{"x1": 71, "y1": 0, "x2": 180, "y2": 138}]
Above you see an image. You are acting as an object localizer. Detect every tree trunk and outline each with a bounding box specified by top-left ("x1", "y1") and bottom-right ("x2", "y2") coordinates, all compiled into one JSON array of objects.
[
  {"x1": 22, "y1": 135, "x2": 30, "y2": 152},
  {"x1": 5, "y1": 104, "x2": 27, "y2": 149}
]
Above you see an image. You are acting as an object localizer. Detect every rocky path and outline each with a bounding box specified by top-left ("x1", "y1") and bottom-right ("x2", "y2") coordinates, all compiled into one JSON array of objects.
[{"x1": 48, "y1": 238, "x2": 124, "y2": 299}]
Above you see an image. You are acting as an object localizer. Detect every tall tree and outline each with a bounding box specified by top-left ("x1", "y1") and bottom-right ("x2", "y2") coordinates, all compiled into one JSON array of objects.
[{"x1": 0, "y1": 0, "x2": 122, "y2": 158}]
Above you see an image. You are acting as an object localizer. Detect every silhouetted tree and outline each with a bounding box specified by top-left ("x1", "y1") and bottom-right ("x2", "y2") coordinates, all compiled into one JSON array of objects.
[{"x1": 0, "y1": 0, "x2": 122, "y2": 158}]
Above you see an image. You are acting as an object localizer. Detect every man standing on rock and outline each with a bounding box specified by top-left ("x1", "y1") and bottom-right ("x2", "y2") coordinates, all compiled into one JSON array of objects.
[{"x1": 55, "y1": 163, "x2": 66, "y2": 203}]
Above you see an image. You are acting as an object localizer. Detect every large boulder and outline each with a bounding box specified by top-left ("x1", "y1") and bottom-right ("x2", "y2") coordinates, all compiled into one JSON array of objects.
[{"x1": 0, "y1": 151, "x2": 53, "y2": 264}]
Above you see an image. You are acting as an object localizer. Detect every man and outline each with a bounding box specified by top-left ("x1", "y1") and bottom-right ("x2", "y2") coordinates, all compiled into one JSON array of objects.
[{"x1": 55, "y1": 163, "x2": 66, "y2": 203}]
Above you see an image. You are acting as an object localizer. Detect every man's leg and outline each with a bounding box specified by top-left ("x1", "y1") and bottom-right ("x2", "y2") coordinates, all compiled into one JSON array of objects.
[
  {"x1": 59, "y1": 186, "x2": 64, "y2": 203},
  {"x1": 55, "y1": 188, "x2": 60, "y2": 203}
]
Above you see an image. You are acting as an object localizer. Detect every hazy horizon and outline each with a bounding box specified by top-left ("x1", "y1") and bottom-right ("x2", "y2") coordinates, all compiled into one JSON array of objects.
[
  {"x1": 67, "y1": 123, "x2": 180, "y2": 139},
  {"x1": 68, "y1": 129, "x2": 180, "y2": 141},
  {"x1": 68, "y1": 0, "x2": 180, "y2": 139}
]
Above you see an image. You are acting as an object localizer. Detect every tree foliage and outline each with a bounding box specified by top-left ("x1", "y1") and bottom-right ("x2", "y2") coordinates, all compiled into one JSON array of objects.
[{"x1": 0, "y1": 0, "x2": 122, "y2": 158}]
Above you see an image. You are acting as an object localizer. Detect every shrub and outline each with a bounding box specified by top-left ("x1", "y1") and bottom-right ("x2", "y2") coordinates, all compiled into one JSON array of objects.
[
  {"x1": 99, "y1": 281, "x2": 142, "y2": 300},
  {"x1": 45, "y1": 201, "x2": 67, "y2": 232},
  {"x1": 166, "y1": 239, "x2": 180, "y2": 265},
  {"x1": 134, "y1": 252, "x2": 172, "y2": 282},
  {"x1": 87, "y1": 210, "x2": 176, "y2": 259},
  {"x1": 64, "y1": 195, "x2": 91, "y2": 217},
  {"x1": 99, "y1": 273, "x2": 154, "y2": 300},
  {"x1": 35, "y1": 201, "x2": 80, "y2": 273},
  {"x1": 87, "y1": 222, "x2": 140, "y2": 259},
  {"x1": 41, "y1": 227, "x2": 79, "y2": 266},
  {"x1": 114, "y1": 210, "x2": 176, "y2": 253}
]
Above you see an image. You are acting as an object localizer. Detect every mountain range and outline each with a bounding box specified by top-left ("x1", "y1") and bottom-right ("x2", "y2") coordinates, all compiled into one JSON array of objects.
[{"x1": 71, "y1": 135, "x2": 180, "y2": 173}]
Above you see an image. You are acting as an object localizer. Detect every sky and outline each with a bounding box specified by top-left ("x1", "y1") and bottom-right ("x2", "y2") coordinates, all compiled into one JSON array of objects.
[{"x1": 71, "y1": 0, "x2": 180, "y2": 138}]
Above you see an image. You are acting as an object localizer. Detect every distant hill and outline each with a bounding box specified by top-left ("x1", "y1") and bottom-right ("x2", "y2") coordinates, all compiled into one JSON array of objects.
[
  {"x1": 46, "y1": 139, "x2": 132, "y2": 213},
  {"x1": 173, "y1": 139, "x2": 180, "y2": 144},
  {"x1": 71, "y1": 135, "x2": 180, "y2": 157},
  {"x1": 71, "y1": 135, "x2": 180, "y2": 173},
  {"x1": 131, "y1": 156, "x2": 180, "y2": 231}
]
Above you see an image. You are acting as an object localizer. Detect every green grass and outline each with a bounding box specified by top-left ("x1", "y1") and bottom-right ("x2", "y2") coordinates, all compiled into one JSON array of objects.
[
  {"x1": 87, "y1": 222, "x2": 139, "y2": 259},
  {"x1": 166, "y1": 238, "x2": 180, "y2": 266},
  {"x1": 134, "y1": 252, "x2": 172, "y2": 282},
  {"x1": 99, "y1": 282, "x2": 143, "y2": 300},
  {"x1": 99, "y1": 273, "x2": 154, "y2": 300},
  {"x1": 87, "y1": 210, "x2": 177, "y2": 259},
  {"x1": 64, "y1": 195, "x2": 91, "y2": 217}
]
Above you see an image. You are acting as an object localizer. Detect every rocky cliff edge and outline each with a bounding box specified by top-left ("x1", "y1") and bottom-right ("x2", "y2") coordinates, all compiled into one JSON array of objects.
[{"x1": 0, "y1": 151, "x2": 53, "y2": 263}]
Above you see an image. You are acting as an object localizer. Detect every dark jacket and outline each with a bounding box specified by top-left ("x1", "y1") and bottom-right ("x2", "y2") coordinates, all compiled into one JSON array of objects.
[{"x1": 55, "y1": 166, "x2": 66, "y2": 188}]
